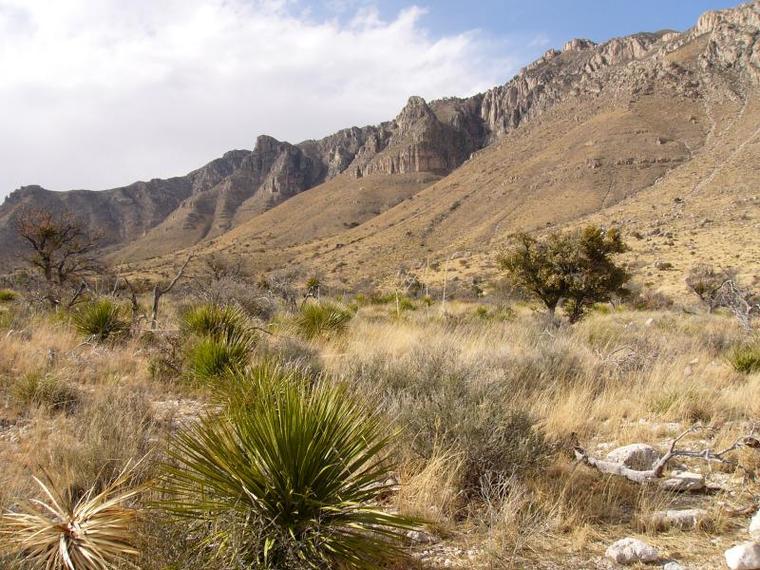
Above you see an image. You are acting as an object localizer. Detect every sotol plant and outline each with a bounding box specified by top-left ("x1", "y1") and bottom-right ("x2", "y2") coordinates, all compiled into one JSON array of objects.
[
  {"x1": 1, "y1": 463, "x2": 143, "y2": 570},
  {"x1": 294, "y1": 301, "x2": 353, "y2": 340},
  {"x1": 160, "y1": 363, "x2": 420, "y2": 568},
  {"x1": 181, "y1": 304, "x2": 249, "y2": 342},
  {"x1": 182, "y1": 304, "x2": 255, "y2": 382},
  {"x1": 72, "y1": 299, "x2": 129, "y2": 342}
]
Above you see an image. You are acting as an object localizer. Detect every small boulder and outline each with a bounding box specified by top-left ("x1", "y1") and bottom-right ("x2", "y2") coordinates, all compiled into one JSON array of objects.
[
  {"x1": 605, "y1": 537, "x2": 660, "y2": 565},
  {"x1": 750, "y1": 510, "x2": 760, "y2": 539},
  {"x1": 663, "y1": 562, "x2": 686, "y2": 570},
  {"x1": 661, "y1": 470, "x2": 705, "y2": 492},
  {"x1": 606, "y1": 444, "x2": 661, "y2": 471},
  {"x1": 725, "y1": 542, "x2": 760, "y2": 570},
  {"x1": 653, "y1": 508, "x2": 707, "y2": 529}
]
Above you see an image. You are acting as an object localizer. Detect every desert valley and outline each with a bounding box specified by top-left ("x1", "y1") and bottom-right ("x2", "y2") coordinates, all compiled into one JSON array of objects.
[{"x1": 1, "y1": 1, "x2": 760, "y2": 569}]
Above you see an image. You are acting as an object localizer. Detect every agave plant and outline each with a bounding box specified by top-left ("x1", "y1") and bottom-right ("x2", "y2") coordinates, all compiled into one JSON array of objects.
[
  {"x1": 160, "y1": 362, "x2": 420, "y2": 568},
  {"x1": 1, "y1": 463, "x2": 143, "y2": 570},
  {"x1": 294, "y1": 301, "x2": 353, "y2": 340},
  {"x1": 72, "y1": 299, "x2": 129, "y2": 342}
]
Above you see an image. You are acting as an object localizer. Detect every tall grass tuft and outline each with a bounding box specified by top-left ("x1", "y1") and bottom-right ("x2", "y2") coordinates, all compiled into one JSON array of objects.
[
  {"x1": 1, "y1": 462, "x2": 143, "y2": 569},
  {"x1": 160, "y1": 362, "x2": 420, "y2": 568},
  {"x1": 12, "y1": 372, "x2": 79, "y2": 413},
  {"x1": 0, "y1": 289, "x2": 17, "y2": 303},
  {"x1": 294, "y1": 301, "x2": 353, "y2": 340},
  {"x1": 726, "y1": 342, "x2": 760, "y2": 374},
  {"x1": 72, "y1": 299, "x2": 129, "y2": 342}
]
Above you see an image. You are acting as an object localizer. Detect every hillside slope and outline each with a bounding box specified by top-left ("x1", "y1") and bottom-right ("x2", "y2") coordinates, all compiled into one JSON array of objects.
[{"x1": 166, "y1": 1, "x2": 758, "y2": 295}]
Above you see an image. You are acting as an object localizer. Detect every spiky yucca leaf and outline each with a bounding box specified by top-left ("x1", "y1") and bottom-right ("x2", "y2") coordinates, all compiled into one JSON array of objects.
[
  {"x1": 1, "y1": 462, "x2": 143, "y2": 570},
  {"x1": 160, "y1": 363, "x2": 421, "y2": 568}
]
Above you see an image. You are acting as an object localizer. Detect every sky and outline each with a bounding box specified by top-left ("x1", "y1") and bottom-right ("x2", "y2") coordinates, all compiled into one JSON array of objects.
[{"x1": 0, "y1": 0, "x2": 742, "y2": 199}]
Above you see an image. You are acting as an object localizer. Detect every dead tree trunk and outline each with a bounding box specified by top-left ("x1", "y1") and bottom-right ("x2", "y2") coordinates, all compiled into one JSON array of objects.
[{"x1": 150, "y1": 255, "x2": 192, "y2": 330}]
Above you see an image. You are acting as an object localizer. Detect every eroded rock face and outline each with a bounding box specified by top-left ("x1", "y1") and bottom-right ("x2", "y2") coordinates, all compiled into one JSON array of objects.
[{"x1": 605, "y1": 537, "x2": 660, "y2": 565}]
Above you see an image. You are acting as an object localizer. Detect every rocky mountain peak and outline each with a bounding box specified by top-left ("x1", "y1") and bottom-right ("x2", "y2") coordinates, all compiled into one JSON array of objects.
[{"x1": 563, "y1": 38, "x2": 597, "y2": 52}]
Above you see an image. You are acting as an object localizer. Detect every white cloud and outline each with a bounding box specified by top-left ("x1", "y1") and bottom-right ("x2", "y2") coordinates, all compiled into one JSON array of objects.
[{"x1": 0, "y1": 0, "x2": 522, "y2": 196}]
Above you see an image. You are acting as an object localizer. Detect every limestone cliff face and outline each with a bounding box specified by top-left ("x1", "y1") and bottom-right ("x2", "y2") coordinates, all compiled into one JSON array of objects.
[{"x1": 1, "y1": 1, "x2": 758, "y2": 264}]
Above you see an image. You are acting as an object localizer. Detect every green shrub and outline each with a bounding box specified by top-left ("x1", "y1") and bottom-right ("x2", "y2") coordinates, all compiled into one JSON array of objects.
[
  {"x1": 12, "y1": 372, "x2": 79, "y2": 412},
  {"x1": 294, "y1": 301, "x2": 353, "y2": 340},
  {"x1": 72, "y1": 299, "x2": 129, "y2": 341},
  {"x1": 0, "y1": 289, "x2": 17, "y2": 303},
  {"x1": 160, "y1": 363, "x2": 420, "y2": 568},
  {"x1": 185, "y1": 335, "x2": 252, "y2": 382},
  {"x1": 727, "y1": 343, "x2": 760, "y2": 374},
  {"x1": 181, "y1": 304, "x2": 249, "y2": 342}
]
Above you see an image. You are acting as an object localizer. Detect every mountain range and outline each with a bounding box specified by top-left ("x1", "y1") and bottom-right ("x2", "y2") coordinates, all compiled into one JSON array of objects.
[{"x1": 1, "y1": 1, "x2": 759, "y2": 294}]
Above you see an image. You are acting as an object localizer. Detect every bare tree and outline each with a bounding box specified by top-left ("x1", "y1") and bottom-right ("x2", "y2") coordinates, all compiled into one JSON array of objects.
[
  {"x1": 150, "y1": 255, "x2": 193, "y2": 330},
  {"x1": 686, "y1": 264, "x2": 759, "y2": 329},
  {"x1": 14, "y1": 208, "x2": 100, "y2": 285}
]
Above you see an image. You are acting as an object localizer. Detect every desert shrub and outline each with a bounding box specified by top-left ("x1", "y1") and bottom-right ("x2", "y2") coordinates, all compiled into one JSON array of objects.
[
  {"x1": 160, "y1": 363, "x2": 420, "y2": 568},
  {"x1": 186, "y1": 336, "x2": 252, "y2": 382},
  {"x1": 498, "y1": 225, "x2": 629, "y2": 322},
  {"x1": 348, "y1": 346, "x2": 552, "y2": 498},
  {"x1": 259, "y1": 336, "x2": 324, "y2": 377},
  {"x1": 181, "y1": 303, "x2": 249, "y2": 342},
  {"x1": 186, "y1": 279, "x2": 278, "y2": 321},
  {"x1": 0, "y1": 289, "x2": 17, "y2": 302},
  {"x1": 12, "y1": 371, "x2": 79, "y2": 413},
  {"x1": 294, "y1": 301, "x2": 353, "y2": 340},
  {"x1": 726, "y1": 343, "x2": 760, "y2": 374},
  {"x1": 72, "y1": 298, "x2": 129, "y2": 342}
]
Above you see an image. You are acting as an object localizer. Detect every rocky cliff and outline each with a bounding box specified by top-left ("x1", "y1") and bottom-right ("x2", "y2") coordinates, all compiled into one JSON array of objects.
[{"x1": 1, "y1": 1, "x2": 758, "y2": 266}]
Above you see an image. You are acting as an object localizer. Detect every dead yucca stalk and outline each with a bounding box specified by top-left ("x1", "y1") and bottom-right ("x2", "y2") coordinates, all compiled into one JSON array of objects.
[{"x1": 1, "y1": 461, "x2": 144, "y2": 570}]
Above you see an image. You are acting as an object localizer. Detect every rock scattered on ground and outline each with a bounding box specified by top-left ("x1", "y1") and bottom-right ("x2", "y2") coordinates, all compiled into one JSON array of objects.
[
  {"x1": 725, "y1": 542, "x2": 760, "y2": 570},
  {"x1": 661, "y1": 470, "x2": 705, "y2": 492},
  {"x1": 605, "y1": 537, "x2": 660, "y2": 565},
  {"x1": 652, "y1": 508, "x2": 707, "y2": 529},
  {"x1": 750, "y1": 510, "x2": 760, "y2": 539},
  {"x1": 605, "y1": 443, "x2": 661, "y2": 470}
]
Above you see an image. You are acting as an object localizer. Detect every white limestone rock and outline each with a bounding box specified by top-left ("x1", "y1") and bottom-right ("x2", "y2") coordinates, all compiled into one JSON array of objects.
[
  {"x1": 605, "y1": 443, "x2": 661, "y2": 471},
  {"x1": 605, "y1": 537, "x2": 660, "y2": 565},
  {"x1": 725, "y1": 542, "x2": 760, "y2": 570}
]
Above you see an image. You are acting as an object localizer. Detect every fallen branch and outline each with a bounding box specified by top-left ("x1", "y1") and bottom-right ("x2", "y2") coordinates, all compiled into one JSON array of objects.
[{"x1": 574, "y1": 425, "x2": 760, "y2": 486}]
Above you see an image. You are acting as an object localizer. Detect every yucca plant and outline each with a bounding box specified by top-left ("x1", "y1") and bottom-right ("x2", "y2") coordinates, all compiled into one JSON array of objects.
[
  {"x1": 1, "y1": 462, "x2": 143, "y2": 570},
  {"x1": 181, "y1": 304, "x2": 249, "y2": 343},
  {"x1": 72, "y1": 299, "x2": 129, "y2": 342},
  {"x1": 185, "y1": 333, "x2": 254, "y2": 383},
  {"x1": 160, "y1": 363, "x2": 420, "y2": 568},
  {"x1": 294, "y1": 301, "x2": 353, "y2": 340}
]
